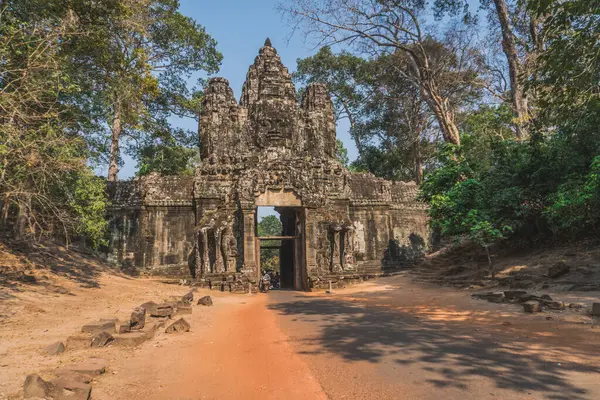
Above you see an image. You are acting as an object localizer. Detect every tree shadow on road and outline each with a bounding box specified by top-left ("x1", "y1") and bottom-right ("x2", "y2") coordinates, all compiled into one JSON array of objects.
[{"x1": 268, "y1": 293, "x2": 599, "y2": 400}]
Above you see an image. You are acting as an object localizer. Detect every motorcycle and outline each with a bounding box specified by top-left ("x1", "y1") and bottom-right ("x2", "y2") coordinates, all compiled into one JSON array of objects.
[{"x1": 259, "y1": 275, "x2": 271, "y2": 293}]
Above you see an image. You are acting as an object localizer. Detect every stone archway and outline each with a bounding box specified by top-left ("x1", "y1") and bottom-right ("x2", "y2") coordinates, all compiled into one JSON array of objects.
[{"x1": 254, "y1": 190, "x2": 306, "y2": 290}]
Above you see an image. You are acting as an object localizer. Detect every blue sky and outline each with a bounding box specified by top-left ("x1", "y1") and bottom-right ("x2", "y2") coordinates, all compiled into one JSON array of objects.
[{"x1": 113, "y1": 0, "x2": 356, "y2": 180}]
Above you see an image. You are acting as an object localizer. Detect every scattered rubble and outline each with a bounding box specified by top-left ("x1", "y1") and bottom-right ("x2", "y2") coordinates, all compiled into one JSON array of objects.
[
  {"x1": 21, "y1": 289, "x2": 198, "y2": 399},
  {"x1": 523, "y1": 301, "x2": 542, "y2": 313},
  {"x1": 197, "y1": 295, "x2": 213, "y2": 306},
  {"x1": 81, "y1": 320, "x2": 116, "y2": 335},
  {"x1": 43, "y1": 341, "x2": 65, "y2": 355},
  {"x1": 182, "y1": 290, "x2": 194, "y2": 304},
  {"x1": 548, "y1": 262, "x2": 570, "y2": 278},
  {"x1": 91, "y1": 331, "x2": 114, "y2": 347},
  {"x1": 165, "y1": 318, "x2": 191, "y2": 333},
  {"x1": 150, "y1": 304, "x2": 174, "y2": 318},
  {"x1": 130, "y1": 306, "x2": 146, "y2": 330},
  {"x1": 471, "y1": 289, "x2": 590, "y2": 314},
  {"x1": 23, "y1": 374, "x2": 51, "y2": 398}
]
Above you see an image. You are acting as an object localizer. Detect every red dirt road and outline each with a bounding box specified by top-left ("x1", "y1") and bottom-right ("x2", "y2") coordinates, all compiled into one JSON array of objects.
[
  {"x1": 3, "y1": 271, "x2": 600, "y2": 399},
  {"x1": 92, "y1": 294, "x2": 327, "y2": 400}
]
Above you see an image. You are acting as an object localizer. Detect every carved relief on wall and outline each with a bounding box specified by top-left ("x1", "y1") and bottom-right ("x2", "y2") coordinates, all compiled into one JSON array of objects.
[
  {"x1": 328, "y1": 223, "x2": 343, "y2": 273},
  {"x1": 342, "y1": 223, "x2": 356, "y2": 270},
  {"x1": 196, "y1": 211, "x2": 239, "y2": 276}
]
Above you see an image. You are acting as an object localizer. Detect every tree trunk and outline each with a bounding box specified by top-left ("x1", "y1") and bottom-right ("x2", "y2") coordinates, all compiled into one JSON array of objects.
[
  {"x1": 423, "y1": 91, "x2": 461, "y2": 146},
  {"x1": 413, "y1": 139, "x2": 423, "y2": 184},
  {"x1": 0, "y1": 194, "x2": 11, "y2": 228},
  {"x1": 108, "y1": 98, "x2": 122, "y2": 182},
  {"x1": 493, "y1": 0, "x2": 529, "y2": 140}
]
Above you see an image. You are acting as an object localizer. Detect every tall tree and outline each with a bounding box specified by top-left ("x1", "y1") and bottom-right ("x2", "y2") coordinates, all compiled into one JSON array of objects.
[
  {"x1": 435, "y1": 0, "x2": 547, "y2": 139},
  {"x1": 295, "y1": 36, "x2": 481, "y2": 182},
  {"x1": 0, "y1": 0, "x2": 108, "y2": 244},
  {"x1": 71, "y1": 0, "x2": 222, "y2": 181},
  {"x1": 282, "y1": 0, "x2": 478, "y2": 146}
]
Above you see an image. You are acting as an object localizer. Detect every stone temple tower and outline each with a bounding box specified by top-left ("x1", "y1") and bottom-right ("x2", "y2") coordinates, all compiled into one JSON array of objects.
[{"x1": 107, "y1": 39, "x2": 428, "y2": 291}]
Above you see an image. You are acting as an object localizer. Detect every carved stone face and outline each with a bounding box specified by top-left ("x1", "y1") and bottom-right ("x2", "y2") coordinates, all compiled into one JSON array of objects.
[{"x1": 253, "y1": 102, "x2": 294, "y2": 148}]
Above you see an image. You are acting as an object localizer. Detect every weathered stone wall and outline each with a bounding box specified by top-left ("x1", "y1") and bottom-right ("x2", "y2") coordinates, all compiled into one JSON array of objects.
[{"x1": 106, "y1": 175, "x2": 196, "y2": 277}]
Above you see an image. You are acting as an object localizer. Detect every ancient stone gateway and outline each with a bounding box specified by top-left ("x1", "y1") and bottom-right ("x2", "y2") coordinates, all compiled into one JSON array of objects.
[{"x1": 106, "y1": 39, "x2": 428, "y2": 290}]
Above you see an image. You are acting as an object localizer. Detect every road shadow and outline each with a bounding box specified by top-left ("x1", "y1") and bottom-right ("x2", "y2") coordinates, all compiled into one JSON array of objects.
[{"x1": 268, "y1": 291, "x2": 599, "y2": 400}]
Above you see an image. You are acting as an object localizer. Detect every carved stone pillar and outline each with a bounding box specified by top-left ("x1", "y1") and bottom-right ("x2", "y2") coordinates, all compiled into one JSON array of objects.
[
  {"x1": 342, "y1": 225, "x2": 355, "y2": 271},
  {"x1": 221, "y1": 217, "x2": 237, "y2": 273},
  {"x1": 200, "y1": 227, "x2": 210, "y2": 273},
  {"x1": 330, "y1": 223, "x2": 342, "y2": 273},
  {"x1": 241, "y1": 207, "x2": 257, "y2": 276},
  {"x1": 194, "y1": 230, "x2": 202, "y2": 277},
  {"x1": 214, "y1": 225, "x2": 225, "y2": 273}
]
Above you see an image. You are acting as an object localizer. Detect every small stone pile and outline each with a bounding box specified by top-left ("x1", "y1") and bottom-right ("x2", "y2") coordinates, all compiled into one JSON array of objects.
[
  {"x1": 471, "y1": 290, "x2": 592, "y2": 314},
  {"x1": 25, "y1": 292, "x2": 213, "y2": 399}
]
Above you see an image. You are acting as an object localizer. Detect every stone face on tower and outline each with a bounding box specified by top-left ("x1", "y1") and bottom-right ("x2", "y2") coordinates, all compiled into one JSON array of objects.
[{"x1": 199, "y1": 40, "x2": 337, "y2": 161}]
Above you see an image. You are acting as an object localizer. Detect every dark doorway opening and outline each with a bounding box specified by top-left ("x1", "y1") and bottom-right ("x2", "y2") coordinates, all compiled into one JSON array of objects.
[{"x1": 256, "y1": 206, "x2": 301, "y2": 290}]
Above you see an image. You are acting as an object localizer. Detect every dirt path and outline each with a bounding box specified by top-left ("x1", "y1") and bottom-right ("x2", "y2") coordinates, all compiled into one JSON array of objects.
[
  {"x1": 269, "y1": 275, "x2": 600, "y2": 400},
  {"x1": 2, "y1": 268, "x2": 599, "y2": 399},
  {"x1": 92, "y1": 294, "x2": 327, "y2": 400}
]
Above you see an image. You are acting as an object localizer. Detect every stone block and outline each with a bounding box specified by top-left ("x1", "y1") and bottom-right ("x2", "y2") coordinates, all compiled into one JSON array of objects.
[
  {"x1": 59, "y1": 358, "x2": 107, "y2": 376},
  {"x1": 542, "y1": 300, "x2": 565, "y2": 310},
  {"x1": 569, "y1": 302, "x2": 586, "y2": 310},
  {"x1": 81, "y1": 320, "x2": 116, "y2": 335},
  {"x1": 117, "y1": 320, "x2": 131, "y2": 334},
  {"x1": 517, "y1": 294, "x2": 541, "y2": 303},
  {"x1": 140, "y1": 301, "x2": 158, "y2": 315},
  {"x1": 182, "y1": 291, "x2": 194, "y2": 304},
  {"x1": 503, "y1": 290, "x2": 528, "y2": 300},
  {"x1": 91, "y1": 331, "x2": 114, "y2": 347},
  {"x1": 150, "y1": 304, "x2": 173, "y2": 318},
  {"x1": 471, "y1": 292, "x2": 504, "y2": 303},
  {"x1": 113, "y1": 331, "x2": 150, "y2": 347},
  {"x1": 523, "y1": 301, "x2": 542, "y2": 313},
  {"x1": 592, "y1": 303, "x2": 600, "y2": 316},
  {"x1": 43, "y1": 341, "x2": 65, "y2": 355},
  {"x1": 510, "y1": 280, "x2": 534, "y2": 289},
  {"x1": 175, "y1": 305, "x2": 192, "y2": 315},
  {"x1": 165, "y1": 318, "x2": 191, "y2": 333},
  {"x1": 113, "y1": 321, "x2": 164, "y2": 347},
  {"x1": 66, "y1": 335, "x2": 91, "y2": 350},
  {"x1": 548, "y1": 262, "x2": 570, "y2": 278},
  {"x1": 197, "y1": 296, "x2": 213, "y2": 306},
  {"x1": 130, "y1": 307, "x2": 146, "y2": 330},
  {"x1": 24, "y1": 374, "x2": 51, "y2": 398},
  {"x1": 50, "y1": 373, "x2": 92, "y2": 400}
]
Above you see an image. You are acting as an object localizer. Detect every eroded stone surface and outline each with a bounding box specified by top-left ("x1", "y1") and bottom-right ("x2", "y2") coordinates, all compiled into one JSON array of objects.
[
  {"x1": 197, "y1": 296, "x2": 213, "y2": 306},
  {"x1": 81, "y1": 320, "x2": 115, "y2": 335},
  {"x1": 91, "y1": 331, "x2": 114, "y2": 347},
  {"x1": 523, "y1": 301, "x2": 542, "y2": 313},
  {"x1": 130, "y1": 306, "x2": 146, "y2": 330},
  {"x1": 43, "y1": 341, "x2": 65, "y2": 355},
  {"x1": 165, "y1": 318, "x2": 191, "y2": 333},
  {"x1": 23, "y1": 374, "x2": 50, "y2": 398}
]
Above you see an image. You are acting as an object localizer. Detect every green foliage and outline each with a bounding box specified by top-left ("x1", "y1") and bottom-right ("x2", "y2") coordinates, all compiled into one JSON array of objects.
[
  {"x1": 527, "y1": 0, "x2": 600, "y2": 121},
  {"x1": 335, "y1": 139, "x2": 350, "y2": 167},
  {"x1": 421, "y1": 102, "x2": 600, "y2": 246},
  {"x1": 257, "y1": 215, "x2": 282, "y2": 237},
  {"x1": 69, "y1": 171, "x2": 109, "y2": 249},
  {"x1": 257, "y1": 215, "x2": 283, "y2": 273},
  {"x1": 0, "y1": 0, "x2": 218, "y2": 245}
]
